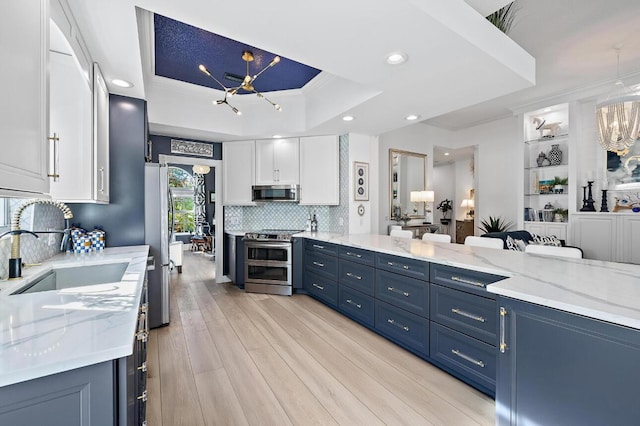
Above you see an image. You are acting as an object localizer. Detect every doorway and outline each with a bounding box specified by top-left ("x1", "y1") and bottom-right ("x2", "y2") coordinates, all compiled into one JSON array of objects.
[{"x1": 159, "y1": 154, "x2": 224, "y2": 282}]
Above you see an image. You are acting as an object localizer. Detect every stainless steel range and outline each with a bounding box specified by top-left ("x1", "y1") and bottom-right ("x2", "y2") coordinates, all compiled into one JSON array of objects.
[{"x1": 244, "y1": 229, "x2": 303, "y2": 296}]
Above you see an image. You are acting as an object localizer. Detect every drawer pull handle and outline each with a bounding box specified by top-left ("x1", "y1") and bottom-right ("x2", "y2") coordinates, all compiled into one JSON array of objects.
[
  {"x1": 137, "y1": 361, "x2": 147, "y2": 372},
  {"x1": 451, "y1": 308, "x2": 486, "y2": 323},
  {"x1": 313, "y1": 261, "x2": 325, "y2": 267},
  {"x1": 451, "y1": 349, "x2": 485, "y2": 368},
  {"x1": 451, "y1": 276, "x2": 485, "y2": 288},
  {"x1": 403, "y1": 265, "x2": 409, "y2": 270},
  {"x1": 387, "y1": 318, "x2": 410, "y2": 332},
  {"x1": 499, "y1": 307, "x2": 507, "y2": 354},
  {"x1": 346, "y1": 251, "x2": 362, "y2": 258},
  {"x1": 312, "y1": 283, "x2": 325, "y2": 290},
  {"x1": 346, "y1": 272, "x2": 362, "y2": 280},
  {"x1": 137, "y1": 390, "x2": 148, "y2": 402},
  {"x1": 346, "y1": 299, "x2": 362, "y2": 309},
  {"x1": 387, "y1": 261, "x2": 394, "y2": 266},
  {"x1": 313, "y1": 244, "x2": 325, "y2": 249},
  {"x1": 387, "y1": 286, "x2": 409, "y2": 297}
]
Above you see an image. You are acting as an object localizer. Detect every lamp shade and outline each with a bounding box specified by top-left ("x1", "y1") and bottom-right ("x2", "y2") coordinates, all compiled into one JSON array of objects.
[
  {"x1": 192, "y1": 164, "x2": 211, "y2": 175},
  {"x1": 411, "y1": 191, "x2": 434, "y2": 203},
  {"x1": 460, "y1": 199, "x2": 474, "y2": 208}
]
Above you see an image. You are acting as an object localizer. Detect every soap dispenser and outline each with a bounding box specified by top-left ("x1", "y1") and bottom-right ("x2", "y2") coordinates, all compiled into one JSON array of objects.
[{"x1": 310, "y1": 213, "x2": 318, "y2": 233}]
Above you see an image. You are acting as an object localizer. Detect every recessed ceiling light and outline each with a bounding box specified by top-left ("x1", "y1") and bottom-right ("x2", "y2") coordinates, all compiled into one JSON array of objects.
[
  {"x1": 272, "y1": 134, "x2": 282, "y2": 138},
  {"x1": 444, "y1": 152, "x2": 450, "y2": 156},
  {"x1": 111, "y1": 78, "x2": 133, "y2": 88},
  {"x1": 386, "y1": 52, "x2": 408, "y2": 65},
  {"x1": 342, "y1": 115, "x2": 355, "y2": 121},
  {"x1": 543, "y1": 108, "x2": 552, "y2": 112},
  {"x1": 405, "y1": 114, "x2": 420, "y2": 121}
]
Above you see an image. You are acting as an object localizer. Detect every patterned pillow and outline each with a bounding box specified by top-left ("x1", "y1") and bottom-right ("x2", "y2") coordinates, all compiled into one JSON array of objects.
[
  {"x1": 506, "y1": 235, "x2": 527, "y2": 251},
  {"x1": 529, "y1": 233, "x2": 562, "y2": 247}
]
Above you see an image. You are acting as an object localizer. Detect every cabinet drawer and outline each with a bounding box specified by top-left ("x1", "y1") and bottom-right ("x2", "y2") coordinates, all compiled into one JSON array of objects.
[
  {"x1": 376, "y1": 253, "x2": 429, "y2": 281},
  {"x1": 375, "y1": 270, "x2": 429, "y2": 317},
  {"x1": 304, "y1": 271, "x2": 338, "y2": 307},
  {"x1": 338, "y1": 285, "x2": 374, "y2": 328},
  {"x1": 430, "y1": 323, "x2": 496, "y2": 392},
  {"x1": 430, "y1": 284, "x2": 497, "y2": 345},
  {"x1": 305, "y1": 239, "x2": 339, "y2": 256},
  {"x1": 339, "y1": 259, "x2": 375, "y2": 296},
  {"x1": 338, "y1": 246, "x2": 375, "y2": 266},
  {"x1": 304, "y1": 250, "x2": 338, "y2": 281},
  {"x1": 430, "y1": 264, "x2": 504, "y2": 297},
  {"x1": 375, "y1": 300, "x2": 429, "y2": 357}
]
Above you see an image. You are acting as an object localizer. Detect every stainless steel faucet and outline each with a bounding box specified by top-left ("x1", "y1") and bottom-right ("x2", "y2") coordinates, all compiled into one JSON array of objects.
[{"x1": 1, "y1": 199, "x2": 74, "y2": 279}]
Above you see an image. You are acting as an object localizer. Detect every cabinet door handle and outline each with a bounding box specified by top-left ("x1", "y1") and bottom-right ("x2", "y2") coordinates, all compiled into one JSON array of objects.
[
  {"x1": 346, "y1": 251, "x2": 362, "y2": 258},
  {"x1": 313, "y1": 244, "x2": 325, "y2": 249},
  {"x1": 346, "y1": 299, "x2": 362, "y2": 309},
  {"x1": 312, "y1": 261, "x2": 324, "y2": 267},
  {"x1": 312, "y1": 283, "x2": 324, "y2": 290},
  {"x1": 48, "y1": 133, "x2": 60, "y2": 181},
  {"x1": 387, "y1": 286, "x2": 409, "y2": 297},
  {"x1": 346, "y1": 272, "x2": 362, "y2": 280},
  {"x1": 99, "y1": 167, "x2": 105, "y2": 193},
  {"x1": 451, "y1": 349, "x2": 485, "y2": 368},
  {"x1": 387, "y1": 318, "x2": 410, "y2": 332},
  {"x1": 451, "y1": 276, "x2": 485, "y2": 288},
  {"x1": 499, "y1": 307, "x2": 507, "y2": 353},
  {"x1": 451, "y1": 308, "x2": 486, "y2": 323}
]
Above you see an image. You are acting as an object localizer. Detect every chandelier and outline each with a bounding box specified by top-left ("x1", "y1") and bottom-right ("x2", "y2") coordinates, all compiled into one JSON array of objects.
[
  {"x1": 596, "y1": 48, "x2": 640, "y2": 156},
  {"x1": 199, "y1": 50, "x2": 282, "y2": 116}
]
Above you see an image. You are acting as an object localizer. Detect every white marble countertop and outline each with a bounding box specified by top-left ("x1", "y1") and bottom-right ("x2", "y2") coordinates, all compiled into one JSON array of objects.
[
  {"x1": 0, "y1": 246, "x2": 149, "y2": 387},
  {"x1": 299, "y1": 232, "x2": 640, "y2": 330}
]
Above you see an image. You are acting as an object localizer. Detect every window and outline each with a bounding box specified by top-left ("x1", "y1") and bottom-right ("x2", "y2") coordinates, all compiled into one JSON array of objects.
[{"x1": 168, "y1": 167, "x2": 195, "y2": 234}]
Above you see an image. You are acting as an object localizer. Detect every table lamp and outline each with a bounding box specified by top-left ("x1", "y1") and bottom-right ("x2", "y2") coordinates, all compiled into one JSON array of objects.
[{"x1": 460, "y1": 199, "x2": 475, "y2": 220}]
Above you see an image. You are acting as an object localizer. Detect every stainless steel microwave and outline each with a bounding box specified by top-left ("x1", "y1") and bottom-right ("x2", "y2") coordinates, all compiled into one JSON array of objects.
[{"x1": 251, "y1": 185, "x2": 300, "y2": 202}]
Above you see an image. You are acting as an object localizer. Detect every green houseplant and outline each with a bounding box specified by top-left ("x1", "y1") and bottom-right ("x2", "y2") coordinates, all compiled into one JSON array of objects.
[
  {"x1": 478, "y1": 216, "x2": 513, "y2": 233},
  {"x1": 551, "y1": 176, "x2": 569, "y2": 194},
  {"x1": 437, "y1": 199, "x2": 453, "y2": 225}
]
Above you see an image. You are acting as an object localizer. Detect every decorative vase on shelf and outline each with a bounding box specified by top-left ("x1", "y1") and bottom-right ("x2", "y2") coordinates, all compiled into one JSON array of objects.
[
  {"x1": 548, "y1": 144, "x2": 562, "y2": 165},
  {"x1": 536, "y1": 152, "x2": 547, "y2": 167}
]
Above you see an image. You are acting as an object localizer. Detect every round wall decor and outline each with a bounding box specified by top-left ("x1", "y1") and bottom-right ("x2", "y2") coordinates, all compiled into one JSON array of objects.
[{"x1": 357, "y1": 204, "x2": 365, "y2": 216}]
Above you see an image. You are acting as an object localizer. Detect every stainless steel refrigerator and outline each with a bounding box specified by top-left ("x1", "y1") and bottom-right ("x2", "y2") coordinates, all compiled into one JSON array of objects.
[{"x1": 144, "y1": 163, "x2": 171, "y2": 328}]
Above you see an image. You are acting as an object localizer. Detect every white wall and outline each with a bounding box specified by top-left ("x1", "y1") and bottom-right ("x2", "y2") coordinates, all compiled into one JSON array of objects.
[
  {"x1": 449, "y1": 117, "x2": 519, "y2": 229},
  {"x1": 349, "y1": 133, "x2": 379, "y2": 234}
]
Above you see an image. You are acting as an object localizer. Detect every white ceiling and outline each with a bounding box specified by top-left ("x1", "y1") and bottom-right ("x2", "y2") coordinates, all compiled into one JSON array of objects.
[{"x1": 65, "y1": 0, "x2": 640, "y2": 140}]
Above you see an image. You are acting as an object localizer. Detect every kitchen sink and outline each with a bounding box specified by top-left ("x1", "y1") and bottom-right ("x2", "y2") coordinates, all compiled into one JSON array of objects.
[{"x1": 11, "y1": 262, "x2": 129, "y2": 295}]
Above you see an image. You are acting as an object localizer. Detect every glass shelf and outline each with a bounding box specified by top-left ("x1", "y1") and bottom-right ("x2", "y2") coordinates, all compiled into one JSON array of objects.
[
  {"x1": 524, "y1": 134, "x2": 569, "y2": 145},
  {"x1": 525, "y1": 163, "x2": 568, "y2": 170},
  {"x1": 525, "y1": 193, "x2": 568, "y2": 196}
]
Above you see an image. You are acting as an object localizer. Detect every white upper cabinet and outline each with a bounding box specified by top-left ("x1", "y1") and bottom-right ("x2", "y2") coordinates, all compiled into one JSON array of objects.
[
  {"x1": 255, "y1": 138, "x2": 299, "y2": 185},
  {"x1": 0, "y1": 0, "x2": 50, "y2": 196},
  {"x1": 48, "y1": 2, "x2": 109, "y2": 203},
  {"x1": 223, "y1": 141, "x2": 256, "y2": 205},
  {"x1": 299, "y1": 135, "x2": 339, "y2": 205}
]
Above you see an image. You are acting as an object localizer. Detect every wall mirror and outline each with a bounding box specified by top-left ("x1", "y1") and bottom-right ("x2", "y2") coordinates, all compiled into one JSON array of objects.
[{"x1": 389, "y1": 149, "x2": 427, "y2": 219}]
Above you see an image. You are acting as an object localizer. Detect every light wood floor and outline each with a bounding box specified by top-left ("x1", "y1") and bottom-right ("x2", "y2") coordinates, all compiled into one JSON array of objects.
[{"x1": 147, "y1": 251, "x2": 495, "y2": 425}]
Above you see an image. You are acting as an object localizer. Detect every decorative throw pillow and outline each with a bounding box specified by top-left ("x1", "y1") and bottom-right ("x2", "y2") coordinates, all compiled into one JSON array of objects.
[
  {"x1": 530, "y1": 233, "x2": 562, "y2": 247},
  {"x1": 506, "y1": 235, "x2": 527, "y2": 251}
]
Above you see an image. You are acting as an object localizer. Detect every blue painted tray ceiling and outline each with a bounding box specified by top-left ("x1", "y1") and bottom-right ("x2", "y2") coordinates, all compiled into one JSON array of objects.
[{"x1": 154, "y1": 14, "x2": 321, "y2": 93}]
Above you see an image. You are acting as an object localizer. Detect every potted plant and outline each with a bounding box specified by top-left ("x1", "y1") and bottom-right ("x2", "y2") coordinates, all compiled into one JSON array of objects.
[
  {"x1": 478, "y1": 216, "x2": 513, "y2": 233},
  {"x1": 436, "y1": 199, "x2": 453, "y2": 225},
  {"x1": 553, "y1": 208, "x2": 568, "y2": 222},
  {"x1": 551, "y1": 176, "x2": 568, "y2": 194}
]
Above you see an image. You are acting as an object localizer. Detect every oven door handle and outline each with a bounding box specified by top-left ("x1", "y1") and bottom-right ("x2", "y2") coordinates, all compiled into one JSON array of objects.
[{"x1": 246, "y1": 242, "x2": 292, "y2": 249}]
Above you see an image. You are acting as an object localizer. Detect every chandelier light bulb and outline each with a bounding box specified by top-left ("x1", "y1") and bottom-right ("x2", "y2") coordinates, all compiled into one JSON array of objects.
[{"x1": 275, "y1": 104, "x2": 282, "y2": 111}]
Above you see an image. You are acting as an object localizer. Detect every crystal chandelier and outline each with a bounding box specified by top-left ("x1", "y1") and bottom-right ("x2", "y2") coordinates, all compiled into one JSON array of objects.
[{"x1": 596, "y1": 48, "x2": 640, "y2": 156}]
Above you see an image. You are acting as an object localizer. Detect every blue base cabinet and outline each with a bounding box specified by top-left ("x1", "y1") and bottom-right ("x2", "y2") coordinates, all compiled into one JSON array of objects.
[{"x1": 496, "y1": 297, "x2": 640, "y2": 426}]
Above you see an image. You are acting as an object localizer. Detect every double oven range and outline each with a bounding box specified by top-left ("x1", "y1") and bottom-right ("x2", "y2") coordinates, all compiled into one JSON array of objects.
[{"x1": 244, "y1": 229, "x2": 303, "y2": 296}]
